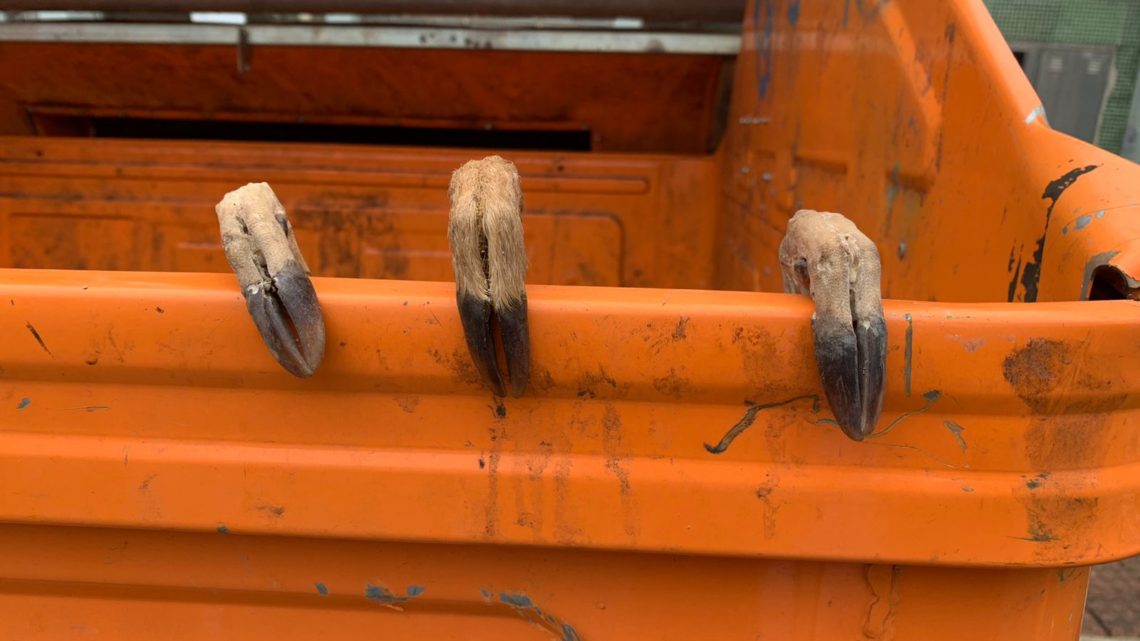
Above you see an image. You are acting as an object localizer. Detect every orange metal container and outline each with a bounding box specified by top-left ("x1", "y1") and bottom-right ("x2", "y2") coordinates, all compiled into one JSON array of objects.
[{"x1": 0, "y1": 1, "x2": 1137, "y2": 639}]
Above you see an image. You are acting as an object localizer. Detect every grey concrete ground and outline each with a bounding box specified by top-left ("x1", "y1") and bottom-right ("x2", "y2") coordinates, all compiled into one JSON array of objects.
[{"x1": 1082, "y1": 556, "x2": 1139, "y2": 639}]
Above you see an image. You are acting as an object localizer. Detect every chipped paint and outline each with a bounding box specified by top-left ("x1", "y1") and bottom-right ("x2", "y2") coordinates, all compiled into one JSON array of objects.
[
  {"x1": 499, "y1": 592, "x2": 535, "y2": 608},
  {"x1": 943, "y1": 420, "x2": 967, "y2": 452},
  {"x1": 1010, "y1": 165, "x2": 1099, "y2": 302},
  {"x1": 1062, "y1": 211, "x2": 1101, "y2": 235},
  {"x1": 961, "y1": 485, "x2": 975, "y2": 493},
  {"x1": 315, "y1": 582, "x2": 329, "y2": 596},
  {"x1": 704, "y1": 394, "x2": 820, "y2": 454},
  {"x1": 365, "y1": 583, "x2": 425, "y2": 606},
  {"x1": 1024, "y1": 105, "x2": 1046, "y2": 125},
  {"x1": 1007, "y1": 245, "x2": 1023, "y2": 302},
  {"x1": 498, "y1": 592, "x2": 582, "y2": 641},
  {"x1": 903, "y1": 313, "x2": 913, "y2": 396},
  {"x1": 216, "y1": 524, "x2": 230, "y2": 534},
  {"x1": 787, "y1": 0, "x2": 800, "y2": 26},
  {"x1": 16, "y1": 397, "x2": 30, "y2": 410}
]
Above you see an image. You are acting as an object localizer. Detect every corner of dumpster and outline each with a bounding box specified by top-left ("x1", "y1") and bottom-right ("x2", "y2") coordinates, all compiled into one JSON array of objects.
[{"x1": 0, "y1": 0, "x2": 1136, "y2": 639}]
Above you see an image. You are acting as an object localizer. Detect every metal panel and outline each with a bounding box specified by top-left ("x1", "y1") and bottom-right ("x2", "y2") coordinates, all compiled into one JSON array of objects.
[
  {"x1": 1123, "y1": 62, "x2": 1140, "y2": 162},
  {"x1": 1029, "y1": 46, "x2": 1115, "y2": 143},
  {"x1": 0, "y1": 21, "x2": 742, "y2": 54},
  {"x1": 1, "y1": 0, "x2": 749, "y2": 21}
]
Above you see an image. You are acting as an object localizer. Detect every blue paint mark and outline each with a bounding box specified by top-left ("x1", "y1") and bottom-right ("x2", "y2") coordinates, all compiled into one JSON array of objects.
[
  {"x1": 365, "y1": 584, "x2": 398, "y2": 603},
  {"x1": 1073, "y1": 214, "x2": 1093, "y2": 230},
  {"x1": 498, "y1": 593, "x2": 581, "y2": 641},
  {"x1": 1061, "y1": 225, "x2": 1069, "y2": 235},
  {"x1": 843, "y1": 0, "x2": 851, "y2": 26},
  {"x1": 1025, "y1": 105, "x2": 1046, "y2": 125},
  {"x1": 753, "y1": 0, "x2": 775, "y2": 99},
  {"x1": 903, "y1": 313, "x2": 913, "y2": 396},
  {"x1": 365, "y1": 583, "x2": 424, "y2": 605},
  {"x1": 499, "y1": 592, "x2": 535, "y2": 608},
  {"x1": 1096, "y1": 210, "x2": 1106, "y2": 219},
  {"x1": 315, "y1": 582, "x2": 329, "y2": 596},
  {"x1": 16, "y1": 397, "x2": 30, "y2": 410},
  {"x1": 787, "y1": 0, "x2": 800, "y2": 26},
  {"x1": 480, "y1": 588, "x2": 494, "y2": 603},
  {"x1": 216, "y1": 524, "x2": 230, "y2": 534}
]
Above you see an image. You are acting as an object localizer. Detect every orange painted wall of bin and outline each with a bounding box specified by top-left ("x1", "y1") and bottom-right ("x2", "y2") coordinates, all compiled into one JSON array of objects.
[{"x1": 0, "y1": 0, "x2": 1137, "y2": 639}]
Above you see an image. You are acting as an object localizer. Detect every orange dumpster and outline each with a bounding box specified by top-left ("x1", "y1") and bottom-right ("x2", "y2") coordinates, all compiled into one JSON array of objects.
[{"x1": 0, "y1": 1, "x2": 1137, "y2": 639}]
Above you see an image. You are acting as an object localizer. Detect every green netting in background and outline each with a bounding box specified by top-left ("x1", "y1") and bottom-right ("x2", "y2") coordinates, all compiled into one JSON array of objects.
[{"x1": 983, "y1": 0, "x2": 1140, "y2": 154}]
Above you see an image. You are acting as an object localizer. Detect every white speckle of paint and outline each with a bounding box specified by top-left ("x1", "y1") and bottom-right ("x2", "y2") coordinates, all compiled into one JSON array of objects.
[
  {"x1": 1096, "y1": 210, "x2": 1106, "y2": 219},
  {"x1": 1025, "y1": 106, "x2": 1047, "y2": 125}
]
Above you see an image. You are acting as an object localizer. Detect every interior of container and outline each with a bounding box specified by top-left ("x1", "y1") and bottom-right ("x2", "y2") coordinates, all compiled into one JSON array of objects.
[{"x1": 0, "y1": 1, "x2": 1134, "y2": 303}]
